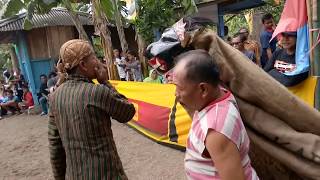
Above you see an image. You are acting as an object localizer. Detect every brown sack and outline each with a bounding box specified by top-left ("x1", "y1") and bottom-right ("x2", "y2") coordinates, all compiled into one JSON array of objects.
[
  {"x1": 184, "y1": 29, "x2": 320, "y2": 179},
  {"x1": 247, "y1": 129, "x2": 320, "y2": 179},
  {"x1": 237, "y1": 98, "x2": 320, "y2": 164},
  {"x1": 238, "y1": 98, "x2": 320, "y2": 178},
  {"x1": 189, "y1": 29, "x2": 320, "y2": 136}
]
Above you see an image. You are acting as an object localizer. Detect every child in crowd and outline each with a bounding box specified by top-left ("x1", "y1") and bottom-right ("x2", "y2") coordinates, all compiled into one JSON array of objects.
[{"x1": 18, "y1": 85, "x2": 34, "y2": 110}]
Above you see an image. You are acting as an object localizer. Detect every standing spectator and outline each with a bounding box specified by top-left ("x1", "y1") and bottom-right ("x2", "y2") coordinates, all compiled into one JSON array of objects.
[
  {"x1": 239, "y1": 27, "x2": 261, "y2": 66},
  {"x1": 231, "y1": 33, "x2": 256, "y2": 63},
  {"x1": 113, "y1": 49, "x2": 127, "y2": 81},
  {"x1": 173, "y1": 50, "x2": 258, "y2": 180},
  {"x1": 264, "y1": 32, "x2": 308, "y2": 87},
  {"x1": 143, "y1": 69, "x2": 162, "y2": 84},
  {"x1": 125, "y1": 51, "x2": 143, "y2": 82},
  {"x1": 18, "y1": 85, "x2": 34, "y2": 110},
  {"x1": 49, "y1": 39, "x2": 135, "y2": 179},
  {"x1": 260, "y1": 13, "x2": 278, "y2": 67},
  {"x1": 37, "y1": 74, "x2": 49, "y2": 116}
]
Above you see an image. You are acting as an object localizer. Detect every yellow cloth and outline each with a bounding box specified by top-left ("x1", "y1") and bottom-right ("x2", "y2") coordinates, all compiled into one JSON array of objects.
[{"x1": 288, "y1": 76, "x2": 317, "y2": 107}]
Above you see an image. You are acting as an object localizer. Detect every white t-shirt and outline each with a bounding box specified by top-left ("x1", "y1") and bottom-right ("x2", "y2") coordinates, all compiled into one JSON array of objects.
[{"x1": 115, "y1": 57, "x2": 126, "y2": 79}]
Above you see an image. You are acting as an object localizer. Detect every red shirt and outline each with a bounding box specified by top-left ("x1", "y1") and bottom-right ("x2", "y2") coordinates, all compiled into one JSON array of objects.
[{"x1": 24, "y1": 92, "x2": 34, "y2": 107}]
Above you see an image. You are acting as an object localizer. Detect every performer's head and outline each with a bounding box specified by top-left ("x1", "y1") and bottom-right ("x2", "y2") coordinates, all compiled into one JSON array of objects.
[
  {"x1": 281, "y1": 31, "x2": 297, "y2": 52},
  {"x1": 172, "y1": 50, "x2": 220, "y2": 112},
  {"x1": 58, "y1": 39, "x2": 104, "y2": 81},
  {"x1": 262, "y1": 13, "x2": 274, "y2": 30}
]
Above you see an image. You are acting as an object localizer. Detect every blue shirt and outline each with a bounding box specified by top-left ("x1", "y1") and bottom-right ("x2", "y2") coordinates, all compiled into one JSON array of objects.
[
  {"x1": 243, "y1": 50, "x2": 256, "y2": 63},
  {"x1": 260, "y1": 30, "x2": 277, "y2": 67},
  {"x1": 2, "y1": 96, "x2": 19, "y2": 103}
]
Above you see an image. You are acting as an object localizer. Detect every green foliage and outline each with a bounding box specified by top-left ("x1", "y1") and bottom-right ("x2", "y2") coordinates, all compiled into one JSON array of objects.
[
  {"x1": 76, "y1": 2, "x2": 91, "y2": 13},
  {"x1": 100, "y1": 0, "x2": 114, "y2": 18},
  {"x1": 92, "y1": 36, "x2": 104, "y2": 58},
  {"x1": 23, "y1": 18, "x2": 33, "y2": 30},
  {"x1": 134, "y1": 0, "x2": 197, "y2": 44},
  {"x1": 0, "y1": 45, "x2": 13, "y2": 75},
  {"x1": 225, "y1": 14, "x2": 247, "y2": 37},
  {"x1": 2, "y1": 0, "x2": 24, "y2": 18},
  {"x1": 225, "y1": 0, "x2": 285, "y2": 36},
  {"x1": 256, "y1": 0, "x2": 284, "y2": 23},
  {"x1": 2, "y1": 0, "x2": 62, "y2": 30},
  {"x1": 180, "y1": 0, "x2": 198, "y2": 15},
  {"x1": 134, "y1": 0, "x2": 174, "y2": 43}
]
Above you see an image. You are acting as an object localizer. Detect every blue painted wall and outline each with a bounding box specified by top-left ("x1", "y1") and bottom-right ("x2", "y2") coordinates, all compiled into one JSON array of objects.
[
  {"x1": 15, "y1": 32, "x2": 55, "y2": 105},
  {"x1": 30, "y1": 59, "x2": 54, "y2": 92},
  {"x1": 16, "y1": 32, "x2": 38, "y2": 104}
]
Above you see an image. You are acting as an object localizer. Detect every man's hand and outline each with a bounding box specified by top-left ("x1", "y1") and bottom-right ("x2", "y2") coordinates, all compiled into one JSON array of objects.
[{"x1": 95, "y1": 62, "x2": 108, "y2": 84}]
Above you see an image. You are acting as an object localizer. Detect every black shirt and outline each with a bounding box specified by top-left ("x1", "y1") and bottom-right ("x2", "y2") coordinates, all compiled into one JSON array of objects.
[
  {"x1": 38, "y1": 83, "x2": 49, "y2": 97},
  {"x1": 264, "y1": 49, "x2": 308, "y2": 87}
]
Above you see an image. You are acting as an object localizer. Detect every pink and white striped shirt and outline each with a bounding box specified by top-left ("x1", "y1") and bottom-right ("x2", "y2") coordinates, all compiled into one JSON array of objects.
[{"x1": 185, "y1": 90, "x2": 259, "y2": 180}]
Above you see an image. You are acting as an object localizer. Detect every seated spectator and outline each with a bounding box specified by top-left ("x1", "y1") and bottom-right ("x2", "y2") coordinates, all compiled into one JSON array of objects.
[
  {"x1": 264, "y1": 31, "x2": 309, "y2": 87},
  {"x1": 12, "y1": 68, "x2": 27, "y2": 101},
  {"x1": 37, "y1": 74, "x2": 49, "y2": 116},
  {"x1": 143, "y1": 69, "x2": 162, "y2": 84},
  {"x1": 47, "y1": 71, "x2": 58, "y2": 93},
  {"x1": 231, "y1": 33, "x2": 256, "y2": 63},
  {"x1": 0, "y1": 89, "x2": 21, "y2": 116},
  {"x1": 239, "y1": 27, "x2": 262, "y2": 66},
  {"x1": 18, "y1": 85, "x2": 34, "y2": 110},
  {"x1": 125, "y1": 51, "x2": 143, "y2": 82}
]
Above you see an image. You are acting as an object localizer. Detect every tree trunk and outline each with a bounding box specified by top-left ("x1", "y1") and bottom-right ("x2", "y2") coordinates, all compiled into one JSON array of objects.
[
  {"x1": 63, "y1": 0, "x2": 90, "y2": 41},
  {"x1": 113, "y1": 0, "x2": 129, "y2": 53},
  {"x1": 137, "y1": 33, "x2": 148, "y2": 77},
  {"x1": 9, "y1": 45, "x2": 18, "y2": 71},
  {"x1": 245, "y1": 9, "x2": 263, "y2": 42},
  {"x1": 92, "y1": 0, "x2": 119, "y2": 80}
]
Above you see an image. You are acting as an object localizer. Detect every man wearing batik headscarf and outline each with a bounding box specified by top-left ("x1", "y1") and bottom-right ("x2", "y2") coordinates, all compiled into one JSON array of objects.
[{"x1": 48, "y1": 39, "x2": 136, "y2": 180}]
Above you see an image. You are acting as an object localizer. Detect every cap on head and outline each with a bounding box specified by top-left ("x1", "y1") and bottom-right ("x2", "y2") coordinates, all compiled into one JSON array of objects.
[{"x1": 281, "y1": 31, "x2": 297, "y2": 37}]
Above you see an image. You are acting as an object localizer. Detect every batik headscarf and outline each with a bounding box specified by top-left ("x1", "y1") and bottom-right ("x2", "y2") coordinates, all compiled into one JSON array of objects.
[{"x1": 56, "y1": 39, "x2": 94, "y2": 86}]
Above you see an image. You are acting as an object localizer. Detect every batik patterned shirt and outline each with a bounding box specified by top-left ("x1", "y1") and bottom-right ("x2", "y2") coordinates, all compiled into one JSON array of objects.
[{"x1": 48, "y1": 75, "x2": 136, "y2": 180}]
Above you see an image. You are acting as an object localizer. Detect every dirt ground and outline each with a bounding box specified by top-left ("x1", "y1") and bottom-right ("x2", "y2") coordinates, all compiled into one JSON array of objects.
[{"x1": 0, "y1": 115, "x2": 186, "y2": 180}]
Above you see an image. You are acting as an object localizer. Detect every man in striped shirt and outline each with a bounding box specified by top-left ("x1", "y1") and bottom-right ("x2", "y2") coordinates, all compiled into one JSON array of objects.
[
  {"x1": 172, "y1": 50, "x2": 258, "y2": 180},
  {"x1": 48, "y1": 39, "x2": 136, "y2": 180}
]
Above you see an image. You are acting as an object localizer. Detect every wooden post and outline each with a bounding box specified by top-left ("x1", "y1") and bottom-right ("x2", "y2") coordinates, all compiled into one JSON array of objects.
[{"x1": 18, "y1": 32, "x2": 38, "y2": 105}]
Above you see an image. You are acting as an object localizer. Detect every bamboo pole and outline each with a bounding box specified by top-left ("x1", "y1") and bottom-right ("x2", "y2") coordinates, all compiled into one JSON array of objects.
[
  {"x1": 312, "y1": 0, "x2": 320, "y2": 76},
  {"x1": 311, "y1": 0, "x2": 320, "y2": 110}
]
